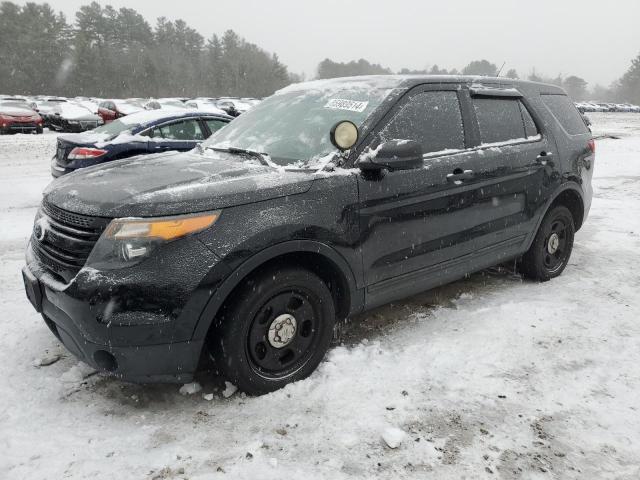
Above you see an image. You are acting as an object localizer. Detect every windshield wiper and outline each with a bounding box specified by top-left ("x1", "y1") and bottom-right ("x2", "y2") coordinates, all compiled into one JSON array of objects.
[{"x1": 207, "y1": 146, "x2": 271, "y2": 166}]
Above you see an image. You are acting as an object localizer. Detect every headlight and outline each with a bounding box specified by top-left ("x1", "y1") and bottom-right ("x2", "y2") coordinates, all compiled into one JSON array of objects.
[{"x1": 86, "y1": 211, "x2": 221, "y2": 270}]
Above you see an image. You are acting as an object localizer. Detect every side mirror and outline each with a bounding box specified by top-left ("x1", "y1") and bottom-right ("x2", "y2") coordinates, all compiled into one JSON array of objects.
[{"x1": 358, "y1": 139, "x2": 423, "y2": 171}]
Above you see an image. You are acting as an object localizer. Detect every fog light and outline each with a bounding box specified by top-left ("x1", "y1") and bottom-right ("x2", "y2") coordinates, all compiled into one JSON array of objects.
[{"x1": 93, "y1": 350, "x2": 117, "y2": 372}]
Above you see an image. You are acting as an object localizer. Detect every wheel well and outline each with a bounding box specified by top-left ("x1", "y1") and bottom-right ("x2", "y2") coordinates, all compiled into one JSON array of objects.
[
  {"x1": 215, "y1": 251, "x2": 352, "y2": 324},
  {"x1": 551, "y1": 189, "x2": 584, "y2": 230}
]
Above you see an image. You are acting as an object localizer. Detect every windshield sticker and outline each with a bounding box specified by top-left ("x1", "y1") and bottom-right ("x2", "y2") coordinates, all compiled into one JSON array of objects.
[{"x1": 324, "y1": 98, "x2": 369, "y2": 113}]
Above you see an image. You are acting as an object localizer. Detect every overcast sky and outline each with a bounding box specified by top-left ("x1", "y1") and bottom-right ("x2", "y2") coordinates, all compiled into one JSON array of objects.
[{"x1": 25, "y1": 0, "x2": 640, "y2": 86}]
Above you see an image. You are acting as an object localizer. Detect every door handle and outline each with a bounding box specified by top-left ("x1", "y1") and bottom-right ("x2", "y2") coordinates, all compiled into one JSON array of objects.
[
  {"x1": 536, "y1": 151, "x2": 553, "y2": 165},
  {"x1": 446, "y1": 169, "x2": 474, "y2": 183}
]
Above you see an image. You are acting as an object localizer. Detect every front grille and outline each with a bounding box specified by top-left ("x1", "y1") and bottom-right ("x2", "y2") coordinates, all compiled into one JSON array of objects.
[{"x1": 32, "y1": 201, "x2": 111, "y2": 282}]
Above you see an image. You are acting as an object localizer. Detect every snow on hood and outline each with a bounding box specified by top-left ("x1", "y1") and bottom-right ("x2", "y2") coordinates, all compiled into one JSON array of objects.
[
  {"x1": 0, "y1": 106, "x2": 36, "y2": 116},
  {"x1": 43, "y1": 149, "x2": 314, "y2": 217},
  {"x1": 115, "y1": 102, "x2": 144, "y2": 115},
  {"x1": 56, "y1": 103, "x2": 100, "y2": 120}
]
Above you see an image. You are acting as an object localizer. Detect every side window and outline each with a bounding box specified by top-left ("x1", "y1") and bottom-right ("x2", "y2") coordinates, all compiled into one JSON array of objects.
[
  {"x1": 541, "y1": 94, "x2": 589, "y2": 135},
  {"x1": 519, "y1": 101, "x2": 539, "y2": 138},
  {"x1": 159, "y1": 119, "x2": 205, "y2": 141},
  {"x1": 204, "y1": 119, "x2": 227, "y2": 136},
  {"x1": 380, "y1": 91, "x2": 465, "y2": 154},
  {"x1": 473, "y1": 97, "x2": 526, "y2": 144},
  {"x1": 139, "y1": 128, "x2": 160, "y2": 138}
]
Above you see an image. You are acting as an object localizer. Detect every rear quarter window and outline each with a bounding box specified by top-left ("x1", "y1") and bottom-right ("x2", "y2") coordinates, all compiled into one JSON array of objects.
[{"x1": 541, "y1": 94, "x2": 589, "y2": 135}]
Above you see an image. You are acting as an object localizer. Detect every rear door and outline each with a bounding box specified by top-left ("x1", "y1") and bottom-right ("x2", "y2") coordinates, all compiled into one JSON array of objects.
[
  {"x1": 147, "y1": 118, "x2": 207, "y2": 152},
  {"x1": 467, "y1": 87, "x2": 552, "y2": 243}
]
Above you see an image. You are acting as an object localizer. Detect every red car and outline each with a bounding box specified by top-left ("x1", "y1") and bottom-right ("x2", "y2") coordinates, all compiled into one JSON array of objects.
[
  {"x1": 0, "y1": 101, "x2": 43, "y2": 134},
  {"x1": 97, "y1": 100, "x2": 144, "y2": 123}
]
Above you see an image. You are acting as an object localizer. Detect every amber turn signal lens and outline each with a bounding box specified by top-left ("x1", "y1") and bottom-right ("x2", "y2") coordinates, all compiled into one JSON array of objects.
[{"x1": 105, "y1": 211, "x2": 221, "y2": 241}]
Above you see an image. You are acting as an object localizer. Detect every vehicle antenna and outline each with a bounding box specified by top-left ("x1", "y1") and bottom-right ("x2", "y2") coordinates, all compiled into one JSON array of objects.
[{"x1": 496, "y1": 62, "x2": 506, "y2": 77}]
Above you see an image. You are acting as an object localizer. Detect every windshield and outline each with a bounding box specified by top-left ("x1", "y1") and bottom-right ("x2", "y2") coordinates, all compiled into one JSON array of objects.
[
  {"x1": 161, "y1": 100, "x2": 187, "y2": 108},
  {"x1": 0, "y1": 101, "x2": 33, "y2": 110},
  {"x1": 116, "y1": 101, "x2": 144, "y2": 114},
  {"x1": 203, "y1": 85, "x2": 393, "y2": 167},
  {"x1": 92, "y1": 118, "x2": 135, "y2": 137}
]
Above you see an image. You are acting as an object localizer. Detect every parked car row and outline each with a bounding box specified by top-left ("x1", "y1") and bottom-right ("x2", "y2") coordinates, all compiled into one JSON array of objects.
[
  {"x1": 575, "y1": 101, "x2": 640, "y2": 113},
  {"x1": 0, "y1": 94, "x2": 261, "y2": 134}
]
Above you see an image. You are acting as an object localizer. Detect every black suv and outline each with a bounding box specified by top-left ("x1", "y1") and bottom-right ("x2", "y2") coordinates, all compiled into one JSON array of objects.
[{"x1": 22, "y1": 76, "x2": 594, "y2": 394}]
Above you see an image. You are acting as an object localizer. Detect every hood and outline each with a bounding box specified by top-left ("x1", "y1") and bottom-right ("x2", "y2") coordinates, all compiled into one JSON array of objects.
[
  {"x1": 43, "y1": 150, "x2": 315, "y2": 218},
  {"x1": 56, "y1": 104, "x2": 100, "y2": 120},
  {"x1": 0, "y1": 106, "x2": 36, "y2": 116}
]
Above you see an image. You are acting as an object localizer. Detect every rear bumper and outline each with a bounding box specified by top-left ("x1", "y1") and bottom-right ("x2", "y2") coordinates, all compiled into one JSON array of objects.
[{"x1": 51, "y1": 156, "x2": 71, "y2": 177}]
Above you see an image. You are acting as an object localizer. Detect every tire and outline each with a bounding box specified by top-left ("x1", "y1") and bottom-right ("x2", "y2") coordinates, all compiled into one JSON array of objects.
[
  {"x1": 209, "y1": 266, "x2": 336, "y2": 395},
  {"x1": 36, "y1": 126, "x2": 43, "y2": 134},
  {"x1": 520, "y1": 205, "x2": 575, "y2": 281}
]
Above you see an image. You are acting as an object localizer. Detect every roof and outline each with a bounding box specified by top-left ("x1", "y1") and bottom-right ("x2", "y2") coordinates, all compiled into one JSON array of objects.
[{"x1": 278, "y1": 75, "x2": 566, "y2": 95}]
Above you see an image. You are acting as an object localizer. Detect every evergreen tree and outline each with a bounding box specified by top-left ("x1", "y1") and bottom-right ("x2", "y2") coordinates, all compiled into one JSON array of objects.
[
  {"x1": 616, "y1": 52, "x2": 640, "y2": 104},
  {"x1": 563, "y1": 76, "x2": 588, "y2": 101},
  {"x1": 0, "y1": 1, "x2": 297, "y2": 98},
  {"x1": 504, "y1": 69, "x2": 519, "y2": 79},
  {"x1": 462, "y1": 59, "x2": 498, "y2": 76}
]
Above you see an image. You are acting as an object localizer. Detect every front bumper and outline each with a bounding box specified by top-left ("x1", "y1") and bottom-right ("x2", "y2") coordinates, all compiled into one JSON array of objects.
[
  {"x1": 53, "y1": 120, "x2": 100, "y2": 133},
  {"x1": 1, "y1": 121, "x2": 40, "y2": 133},
  {"x1": 23, "y1": 238, "x2": 228, "y2": 383}
]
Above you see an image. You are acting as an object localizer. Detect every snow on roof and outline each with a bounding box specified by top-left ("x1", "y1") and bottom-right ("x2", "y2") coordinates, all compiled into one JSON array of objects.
[
  {"x1": 276, "y1": 74, "x2": 562, "y2": 96},
  {"x1": 276, "y1": 75, "x2": 409, "y2": 95},
  {"x1": 118, "y1": 108, "x2": 231, "y2": 126}
]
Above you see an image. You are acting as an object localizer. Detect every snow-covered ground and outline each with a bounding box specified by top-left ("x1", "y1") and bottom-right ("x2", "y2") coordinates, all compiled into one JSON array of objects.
[{"x1": 1, "y1": 113, "x2": 639, "y2": 479}]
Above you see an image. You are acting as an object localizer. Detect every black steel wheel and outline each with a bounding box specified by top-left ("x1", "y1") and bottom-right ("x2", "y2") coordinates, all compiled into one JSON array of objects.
[
  {"x1": 209, "y1": 266, "x2": 335, "y2": 395},
  {"x1": 521, "y1": 205, "x2": 575, "y2": 281}
]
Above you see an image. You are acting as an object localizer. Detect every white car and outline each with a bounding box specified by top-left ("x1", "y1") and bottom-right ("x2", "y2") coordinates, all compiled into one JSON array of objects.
[{"x1": 184, "y1": 100, "x2": 226, "y2": 115}]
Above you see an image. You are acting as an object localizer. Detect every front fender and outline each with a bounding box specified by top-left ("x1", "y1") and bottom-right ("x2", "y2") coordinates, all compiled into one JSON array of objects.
[{"x1": 191, "y1": 239, "x2": 362, "y2": 342}]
